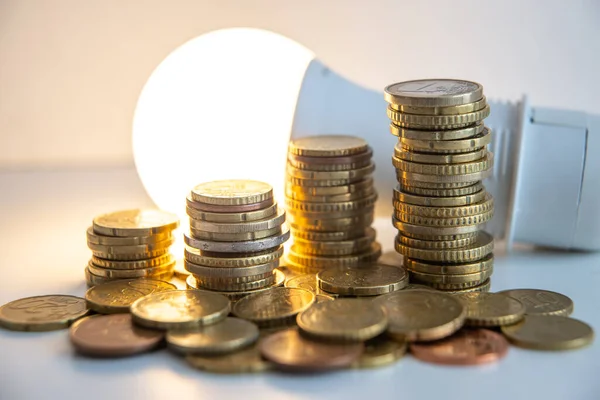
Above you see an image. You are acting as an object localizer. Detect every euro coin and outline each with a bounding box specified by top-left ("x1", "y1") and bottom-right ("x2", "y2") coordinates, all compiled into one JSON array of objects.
[
  {"x1": 352, "y1": 336, "x2": 407, "y2": 369},
  {"x1": 186, "y1": 203, "x2": 277, "y2": 223},
  {"x1": 184, "y1": 246, "x2": 283, "y2": 268},
  {"x1": 384, "y1": 79, "x2": 483, "y2": 108},
  {"x1": 316, "y1": 264, "x2": 408, "y2": 296},
  {"x1": 191, "y1": 180, "x2": 273, "y2": 206},
  {"x1": 288, "y1": 135, "x2": 369, "y2": 157},
  {"x1": 186, "y1": 343, "x2": 272, "y2": 373},
  {"x1": 93, "y1": 209, "x2": 179, "y2": 237},
  {"x1": 459, "y1": 292, "x2": 525, "y2": 327},
  {"x1": 85, "y1": 278, "x2": 176, "y2": 314},
  {"x1": 0, "y1": 295, "x2": 89, "y2": 332},
  {"x1": 497, "y1": 289, "x2": 574, "y2": 317}
]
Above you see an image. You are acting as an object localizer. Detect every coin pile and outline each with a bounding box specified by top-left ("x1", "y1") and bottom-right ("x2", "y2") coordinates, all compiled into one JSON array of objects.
[
  {"x1": 84, "y1": 210, "x2": 179, "y2": 286},
  {"x1": 183, "y1": 180, "x2": 290, "y2": 301},
  {"x1": 384, "y1": 79, "x2": 494, "y2": 293},
  {"x1": 284, "y1": 135, "x2": 381, "y2": 274}
]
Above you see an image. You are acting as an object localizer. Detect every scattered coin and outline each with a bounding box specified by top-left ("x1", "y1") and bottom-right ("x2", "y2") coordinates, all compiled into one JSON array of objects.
[
  {"x1": 0, "y1": 295, "x2": 89, "y2": 332},
  {"x1": 352, "y1": 336, "x2": 407, "y2": 369},
  {"x1": 85, "y1": 278, "x2": 176, "y2": 314},
  {"x1": 459, "y1": 292, "x2": 525, "y2": 327},
  {"x1": 497, "y1": 289, "x2": 574, "y2": 317},
  {"x1": 285, "y1": 274, "x2": 337, "y2": 297},
  {"x1": 316, "y1": 264, "x2": 408, "y2": 296},
  {"x1": 501, "y1": 315, "x2": 594, "y2": 351},
  {"x1": 233, "y1": 287, "x2": 315, "y2": 328},
  {"x1": 69, "y1": 314, "x2": 164, "y2": 357},
  {"x1": 373, "y1": 290, "x2": 465, "y2": 341},
  {"x1": 167, "y1": 317, "x2": 259, "y2": 355},
  {"x1": 410, "y1": 329, "x2": 509, "y2": 365},
  {"x1": 186, "y1": 343, "x2": 272, "y2": 374},
  {"x1": 131, "y1": 289, "x2": 230, "y2": 330},
  {"x1": 297, "y1": 298, "x2": 387, "y2": 341},
  {"x1": 258, "y1": 328, "x2": 364, "y2": 371}
]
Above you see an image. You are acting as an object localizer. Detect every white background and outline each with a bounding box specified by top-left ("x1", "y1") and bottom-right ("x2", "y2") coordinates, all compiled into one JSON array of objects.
[{"x1": 1, "y1": 0, "x2": 599, "y2": 169}]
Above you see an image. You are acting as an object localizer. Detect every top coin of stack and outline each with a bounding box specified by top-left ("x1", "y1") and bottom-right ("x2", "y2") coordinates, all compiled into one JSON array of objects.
[
  {"x1": 184, "y1": 180, "x2": 290, "y2": 301},
  {"x1": 284, "y1": 135, "x2": 381, "y2": 274},
  {"x1": 384, "y1": 79, "x2": 494, "y2": 293},
  {"x1": 85, "y1": 210, "x2": 179, "y2": 287}
]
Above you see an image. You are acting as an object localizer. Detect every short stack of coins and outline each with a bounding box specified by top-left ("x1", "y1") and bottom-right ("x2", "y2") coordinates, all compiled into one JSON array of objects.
[
  {"x1": 384, "y1": 79, "x2": 494, "y2": 293},
  {"x1": 284, "y1": 135, "x2": 381, "y2": 274},
  {"x1": 183, "y1": 180, "x2": 290, "y2": 301},
  {"x1": 85, "y1": 209, "x2": 179, "y2": 287}
]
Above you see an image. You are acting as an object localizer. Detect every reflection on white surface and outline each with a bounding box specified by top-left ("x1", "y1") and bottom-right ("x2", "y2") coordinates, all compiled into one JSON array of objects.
[
  {"x1": 1, "y1": 168, "x2": 599, "y2": 400},
  {"x1": 133, "y1": 28, "x2": 314, "y2": 224}
]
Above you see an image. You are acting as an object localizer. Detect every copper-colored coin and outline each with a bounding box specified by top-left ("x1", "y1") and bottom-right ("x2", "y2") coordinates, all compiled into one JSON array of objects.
[
  {"x1": 186, "y1": 196, "x2": 274, "y2": 213},
  {"x1": 410, "y1": 329, "x2": 509, "y2": 365},
  {"x1": 69, "y1": 314, "x2": 164, "y2": 357},
  {"x1": 258, "y1": 328, "x2": 364, "y2": 371}
]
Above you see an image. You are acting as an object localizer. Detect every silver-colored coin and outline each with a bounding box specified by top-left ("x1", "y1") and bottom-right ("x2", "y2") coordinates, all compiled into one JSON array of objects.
[{"x1": 384, "y1": 79, "x2": 483, "y2": 107}]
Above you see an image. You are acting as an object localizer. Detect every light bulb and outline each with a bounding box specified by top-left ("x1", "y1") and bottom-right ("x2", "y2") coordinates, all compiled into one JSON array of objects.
[{"x1": 133, "y1": 28, "x2": 600, "y2": 251}]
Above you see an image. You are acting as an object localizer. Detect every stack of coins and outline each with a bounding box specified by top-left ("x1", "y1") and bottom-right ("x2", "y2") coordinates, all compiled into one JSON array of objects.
[
  {"x1": 183, "y1": 180, "x2": 290, "y2": 301},
  {"x1": 284, "y1": 135, "x2": 381, "y2": 274},
  {"x1": 384, "y1": 79, "x2": 494, "y2": 293},
  {"x1": 85, "y1": 210, "x2": 179, "y2": 287}
]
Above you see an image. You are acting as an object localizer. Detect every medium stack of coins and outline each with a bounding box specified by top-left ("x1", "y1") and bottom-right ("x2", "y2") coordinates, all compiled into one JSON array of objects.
[
  {"x1": 384, "y1": 79, "x2": 494, "y2": 293},
  {"x1": 84, "y1": 210, "x2": 179, "y2": 287},
  {"x1": 183, "y1": 180, "x2": 290, "y2": 301},
  {"x1": 284, "y1": 135, "x2": 381, "y2": 274}
]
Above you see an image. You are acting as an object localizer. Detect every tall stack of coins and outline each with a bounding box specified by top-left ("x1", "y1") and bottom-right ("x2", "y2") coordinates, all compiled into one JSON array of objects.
[
  {"x1": 184, "y1": 180, "x2": 289, "y2": 301},
  {"x1": 284, "y1": 135, "x2": 381, "y2": 274},
  {"x1": 85, "y1": 210, "x2": 179, "y2": 287},
  {"x1": 384, "y1": 79, "x2": 494, "y2": 293}
]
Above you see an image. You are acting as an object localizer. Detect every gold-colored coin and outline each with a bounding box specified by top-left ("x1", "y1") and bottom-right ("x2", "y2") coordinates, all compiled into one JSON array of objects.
[
  {"x1": 393, "y1": 153, "x2": 493, "y2": 176},
  {"x1": 185, "y1": 269, "x2": 286, "y2": 302},
  {"x1": 497, "y1": 289, "x2": 574, "y2": 317},
  {"x1": 286, "y1": 175, "x2": 371, "y2": 188},
  {"x1": 288, "y1": 135, "x2": 369, "y2": 157},
  {"x1": 289, "y1": 206, "x2": 375, "y2": 221},
  {"x1": 396, "y1": 231, "x2": 493, "y2": 262},
  {"x1": 233, "y1": 287, "x2": 315, "y2": 328},
  {"x1": 285, "y1": 274, "x2": 338, "y2": 297},
  {"x1": 292, "y1": 228, "x2": 376, "y2": 256},
  {"x1": 184, "y1": 246, "x2": 283, "y2": 268},
  {"x1": 501, "y1": 315, "x2": 594, "y2": 351},
  {"x1": 297, "y1": 298, "x2": 388, "y2": 341},
  {"x1": 389, "y1": 97, "x2": 487, "y2": 115},
  {"x1": 397, "y1": 227, "x2": 479, "y2": 241},
  {"x1": 87, "y1": 261, "x2": 175, "y2": 279},
  {"x1": 394, "y1": 194, "x2": 493, "y2": 218},
  {"x1": 288, "y1": 213, "x2": 374, "y2": 231},
  {"x1": 85, "y1": 268, "x2": 173, "y2": 287},
  {"x1": 394, "y1": 148, "x2": 486, "y2": 164},
  {"x1": 90, "y1": 248, "x2": 170, "y2": 261},
  {"x1": 372, "y1": 290, "x2": 466, "y2": 341},
  {"x1": 131, "y1": 289, "x2": 230, "y2": 330},
  {"x1": 399, "y1": 127, "x2": 492, "y2": 152},
  {"x1": 399, "y1": 182, "x2": 483, "y2": 197},
  {"x1": 408, "y1": 268, "x2": 493, "y2": 287},
  {"x1": 394, "y1": 186, "x2": 486, "y2": 207},
  {"x1": 85, "y1": 278, "x2": 176, "y2": 314},
  {"x1": 397, "y1": 167, "x2": 493, "y2": 184},
  {"x1": 184, "y1": 259, "x2": 277, "y2": 278},
  {"x1": 287, "y1": 243, "x2": 381, "y2": 269},
  {"x1": 459, "y1": 292, "x2": 525, "y2": 327},
  {"x1": 167, "y1": 317, "x2": 259, "y2": 355},
  {"x1": 0, "y1": 295, "x2": 89, "y2": 332},
  {"x1": 285, "y1": 187, "x2": 375, "y2": 203},
  {"x1": 394, "y1": 209, "x2": 494, "y2": 228},
  {"x1": 186, "y1": 343, "x2": 272, "y2": 373},
  {"x1": 186, "y1": 203, "x2": 277, "y2": 223},
  {"x1": 90, "y1": 253, "x2": 173, "y2": 270},
  {"x1": 93, "y1": 209, "x2": 179, "y2": 237},
  {"x1": 387, "y1": 105, "x2": 490, "y2": 129},
  {"x1": 390, "y1": 122, "x2": 484, "y2": 140},
  {"x1": 189, "y1": 208, "x2": 285, "y2": 233},
  {"x1": 189, "y1": 226, "x2": 282, "y2": 242},
  {"x1": 285, "y1": 178, "x2": 374, "y2": 196},
  {"x1": 87, "y1": 237, "x2": 175, "y2": 255},
  {"x1": 352, "y1": 336, "x2": 407, "y2": 369},
  {"x1": 194, "y1": 273, "x2": 275, "y2": 292},
  {"x1": 290, "y1": 227, "x2": 368, "y2": 241},
  {"x1": 288, "y1": 154, "x2": 372, "y2": 172},
  {"x1": 191, "y1": 180, "x2": 273, "y2": 206},
  {"x1": 86, "y1": 227, "x2": 172, "y2": 246},
  {"x1": 285, "y1": 194, "x2": 377, "y2": 213},
  {"x1": 286, "y1": 163, "x2": 375, "y2": 180},
  {"x1": 405, "y1": 254, "x2": 494, "y2": 274},
  {"x1": 316, "y1": 264, "x2": 408, "y2": 296},
  {"x1": 384, "y1": 79, "x2": 484, "y2": 108},
  {"x1": 399, "y1": 179, "x2": 477, "y2": 189},
  {"x1": 444, "y1": 278, "x2": 491, "y2": 294},
  {"x1": 398, "y1": 234, "x2": 477, "y2": 250}
]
